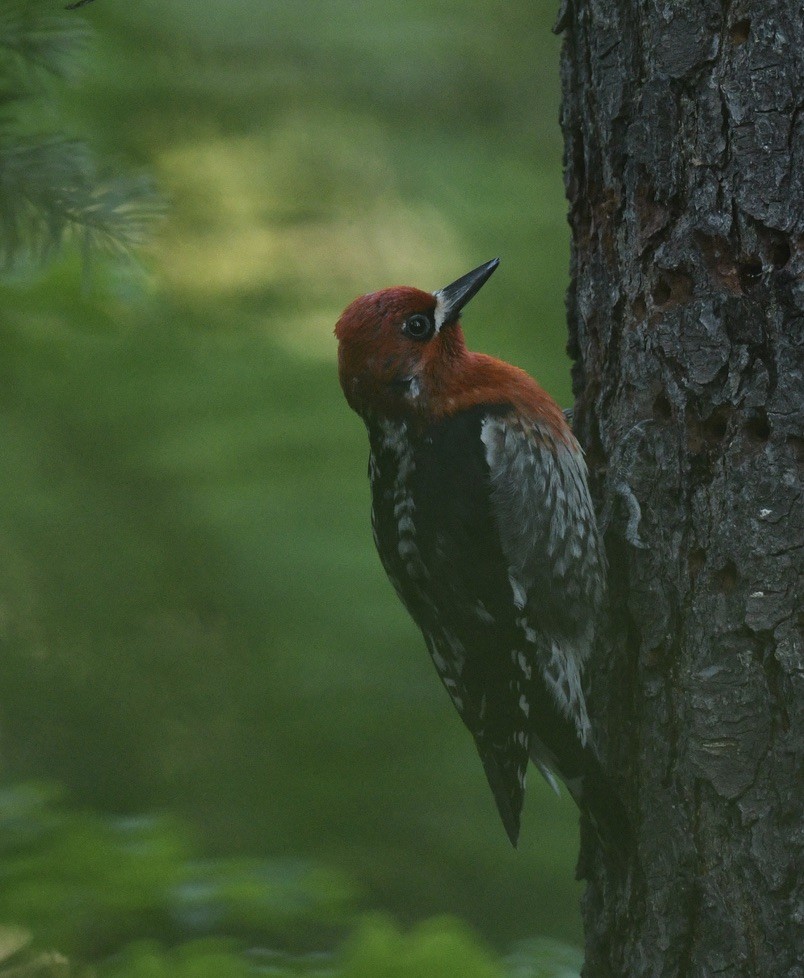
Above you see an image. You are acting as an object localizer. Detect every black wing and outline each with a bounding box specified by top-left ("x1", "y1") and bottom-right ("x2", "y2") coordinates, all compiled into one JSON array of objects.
[{"x1": 408, "y1": 407, "x2": 533, "y2": 845}]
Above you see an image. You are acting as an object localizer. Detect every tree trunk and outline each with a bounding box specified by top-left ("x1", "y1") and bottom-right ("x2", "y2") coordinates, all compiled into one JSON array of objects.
[{"x1": 556, "y1": 1, "x2": 803, "y2": 975}]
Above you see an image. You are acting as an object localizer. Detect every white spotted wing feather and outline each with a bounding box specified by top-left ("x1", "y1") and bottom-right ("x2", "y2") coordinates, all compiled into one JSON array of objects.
[{"x1": 480, "y1": 412, "x2": 607, "y2": 746}]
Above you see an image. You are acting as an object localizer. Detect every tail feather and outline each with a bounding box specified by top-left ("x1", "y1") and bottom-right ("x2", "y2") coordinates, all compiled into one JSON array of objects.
[
  {"x1": 531, "y1": 753, "x2": 561, "y2": 797},
  {"x1": 530, "y1": 737, "x2": 630, "y2": 853},
  {"x1": 477, "y1": 744, "x2": 528, "y2": 847}
]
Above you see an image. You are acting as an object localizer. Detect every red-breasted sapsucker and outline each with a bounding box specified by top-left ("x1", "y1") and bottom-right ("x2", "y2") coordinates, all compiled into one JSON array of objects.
[{"x1": 335, "y1": 258, "x2": 621, "y2": 847}]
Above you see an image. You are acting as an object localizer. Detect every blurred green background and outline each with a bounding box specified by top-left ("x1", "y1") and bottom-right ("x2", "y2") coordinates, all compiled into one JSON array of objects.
[{"x1": 1, "y1": 0, "x2": 583, "y2": 973}]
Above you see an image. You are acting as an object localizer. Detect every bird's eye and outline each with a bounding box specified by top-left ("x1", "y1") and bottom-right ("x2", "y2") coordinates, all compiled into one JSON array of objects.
[{"x1": 402, "y1": 313, "x2": 434, "y2": 341}]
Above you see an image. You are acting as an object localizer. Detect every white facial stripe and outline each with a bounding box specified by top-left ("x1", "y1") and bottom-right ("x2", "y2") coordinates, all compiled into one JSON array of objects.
[{"x1": 433, "y1": 292, "x2": 447, "y2": 332}]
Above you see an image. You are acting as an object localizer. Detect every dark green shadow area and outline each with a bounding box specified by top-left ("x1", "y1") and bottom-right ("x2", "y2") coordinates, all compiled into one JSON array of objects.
[{"x1": 1, "y1": 0, "x2": 585, "y2": 964}]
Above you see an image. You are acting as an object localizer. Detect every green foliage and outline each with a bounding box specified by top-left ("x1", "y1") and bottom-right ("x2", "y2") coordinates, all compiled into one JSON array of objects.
[
  {"x1": 0, "y1": 785, "x2": 581, "y2": 978},
  {"x1": 0, "y1": 136, "x2": 162, "y2": 266},
  {"x1": 0, "y1": 0, "x2": 89, "y2": 84},
  {"x1": 340, "y1": 916, "x2": 503, "y2": 978},
  {"x1": 0, "y1": 0, "x2": 582, "y2": 957},
  {"x1": 100, "y1": 941, "x2": 256, "y2": 978},
  {"x1": 0, "y1": 782, "x2": 189, "y2": 956},
  {"x1": 173, "y1": 859, "x2": 354, "y2": 946},
  {"x1": 0, "y1": 784, "x2": 352, "y2": 958},
  {"x1": 0, "y1": 0, "x2": 161, "y2": 269}
]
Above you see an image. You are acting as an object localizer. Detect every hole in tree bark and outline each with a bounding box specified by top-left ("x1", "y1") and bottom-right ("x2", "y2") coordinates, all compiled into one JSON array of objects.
[
  {"x1": 652, "y1": 270, "x2": 693, "y2": 307},
  {"x1": 688, "y1": 405, "x2": 732, "y2": 453},
  {"x1": 653, "y1": 391, "x2": 672, "y2": 421},
  {"x1": 714, "y1": 561, "x2": 738, "y2": 594},
  {"x1": 744, "y1": 411, "x2": 770, "y2": 442},
  {"x1": 702, "y1": 406, "x2": 730, "y2": 441},
  {"x1": 729, "y1": 18, "x2": 751, "y2": 44},
  {"x1": 738, "y1": 258, "x2": 763, "y2": 290},
  {"x1": 704, "y1": 408, "x2": 730, "y2": 441}
]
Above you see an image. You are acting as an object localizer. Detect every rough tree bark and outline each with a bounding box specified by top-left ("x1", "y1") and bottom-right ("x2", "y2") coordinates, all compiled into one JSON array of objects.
[{"x1": 556, "y1": 1, "x2": 803, "y2": 975}]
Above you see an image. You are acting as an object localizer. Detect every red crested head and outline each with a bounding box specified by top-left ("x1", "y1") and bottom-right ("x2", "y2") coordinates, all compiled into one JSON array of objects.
[
  {"x1": 334, "y1": 283, "x2": 459, "y2": 419},
  {"x1": 334, "y1": 258, "x2": 572, "y2": 440}
]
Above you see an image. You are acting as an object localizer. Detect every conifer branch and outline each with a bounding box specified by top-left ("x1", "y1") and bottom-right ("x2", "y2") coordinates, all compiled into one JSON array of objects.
[{"x1": 0, "y1": 0, "x2": 162, "y2": 271}]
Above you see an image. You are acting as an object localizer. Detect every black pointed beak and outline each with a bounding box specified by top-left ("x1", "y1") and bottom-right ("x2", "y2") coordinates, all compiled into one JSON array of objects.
[{"x1": 434, "y1": 257, "x2": 500, "y2": 327}]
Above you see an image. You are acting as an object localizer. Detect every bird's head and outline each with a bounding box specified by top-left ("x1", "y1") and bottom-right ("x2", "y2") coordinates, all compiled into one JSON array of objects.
[{"x1": 334, "y1": 258, "x2": 500, "y2": 421}]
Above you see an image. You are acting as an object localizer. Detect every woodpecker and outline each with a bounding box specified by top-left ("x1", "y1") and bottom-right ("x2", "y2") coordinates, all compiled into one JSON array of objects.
[{"x1": 335, "y1": 258, "x2": 621, "y2": 847}]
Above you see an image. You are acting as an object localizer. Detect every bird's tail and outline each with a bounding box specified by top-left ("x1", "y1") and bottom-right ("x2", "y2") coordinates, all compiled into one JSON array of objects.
[
  {"x1": 530, "y1": 738, "x2": 630, "y2": 855},
  {"x1": 479, "y1": 749, "x2": 526, "y2": 848}
]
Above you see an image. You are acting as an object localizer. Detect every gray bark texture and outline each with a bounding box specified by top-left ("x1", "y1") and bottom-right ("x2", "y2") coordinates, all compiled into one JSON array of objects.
[{"x1": 556, "y1": 1, "x2": 803, "y2": 975}]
